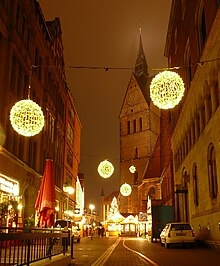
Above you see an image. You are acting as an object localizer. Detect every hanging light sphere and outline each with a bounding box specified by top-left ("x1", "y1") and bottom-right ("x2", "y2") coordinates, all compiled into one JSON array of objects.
[
  {"x1": 120, "y1": 183, "x2": 132, "y2": 197},
  {"x1": 97, "y1": 159, "x2": 114, "y2": 178},
  {"x1": 150, "y1": 70, "x2": 185, "y2": 109},
  {"x1": 10, "y1": 99, "x2": 44, "y2": 137},
  {"x1": 129, "y1": 165, "x2": 136, "y2": 173}
]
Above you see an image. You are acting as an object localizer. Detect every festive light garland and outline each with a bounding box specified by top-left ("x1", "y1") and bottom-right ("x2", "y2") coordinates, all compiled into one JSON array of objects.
[
  {"x1": 150, "y1": 70, "x2": 185, "y2": 109},
  {"x1": 10, "y1": 99, "x2": 44, "y2": 137},
  {"x1": 120, "y1": 183, "x2": 132, "y2": 196},
  {"x1": 97, "y1": 159, "x2": 114, "y2": 178}
]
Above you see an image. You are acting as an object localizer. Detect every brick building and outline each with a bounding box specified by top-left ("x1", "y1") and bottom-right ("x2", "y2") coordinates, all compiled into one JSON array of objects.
[
  {"x1": 0, "y1": 0, "x2": 81, "y2": 225},
  {"x1": 119, "y1": 35, "x2": 174, "y2": 216},
  {"x1": 165, "y1": 0, "x2": 220, "y2": 245}
]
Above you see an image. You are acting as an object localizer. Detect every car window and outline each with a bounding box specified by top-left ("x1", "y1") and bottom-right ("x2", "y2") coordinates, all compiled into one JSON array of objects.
[
  {"x1": 170, "y1": 224, "x2": 191, "y2": 231},
  {"x1": 55, "y1": 220, "x2": 72, "y2": 228}
]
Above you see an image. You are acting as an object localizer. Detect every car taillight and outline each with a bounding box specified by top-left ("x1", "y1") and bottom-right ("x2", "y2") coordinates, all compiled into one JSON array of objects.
[
  {"x1": 192, "y1": 230, "x2": 195, "y2": 237},
  {"x1": 168, "y1": 232, "x2": 171, "y2": 237}
]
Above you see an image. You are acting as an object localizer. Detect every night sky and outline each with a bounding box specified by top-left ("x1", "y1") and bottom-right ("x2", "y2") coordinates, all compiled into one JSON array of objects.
[{"x1": 39, "y1": 0, "x2": 172, "y2": 211}]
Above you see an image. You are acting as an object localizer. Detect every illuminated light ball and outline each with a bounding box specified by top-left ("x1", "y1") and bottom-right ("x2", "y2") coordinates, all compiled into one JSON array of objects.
[
  {"x1": 129, "y1": 165, "x2": 136, "y2": 173},
  {"x1": 120, "y1": 183, "x2": 132, "y2": 197},
  {"x1": 97, "y1": 159, "x2": 114, "y2": 178},
  {"x1": 10, "y1": 99, "x2": 44, "y2": 137},
  {"x1": 150, "y1": 70, "x2": 185, "y2": 109}
]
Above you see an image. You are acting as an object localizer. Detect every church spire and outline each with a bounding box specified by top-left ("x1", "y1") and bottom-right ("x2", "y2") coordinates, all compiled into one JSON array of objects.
[{"x1": 134, "y1": 30, "x2": 149, "y2": 90}]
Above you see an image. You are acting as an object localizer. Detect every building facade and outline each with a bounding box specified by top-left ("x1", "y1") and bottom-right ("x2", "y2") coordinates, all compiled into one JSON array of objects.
[
  {"x1": 165, "y1": 0, "x2": 220, "y2": 244},
  {"x1": 0, "y1": 0, "x2": 81, "y2": 226}
]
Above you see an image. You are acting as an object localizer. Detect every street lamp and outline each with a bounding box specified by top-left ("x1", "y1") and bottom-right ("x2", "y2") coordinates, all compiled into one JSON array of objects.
[
  {"x1": 63, "y1": 181, "x2": 74, "y2": 228},
  {"x1": 89, "y1": 204, "x2": 95, "y2": 217}
]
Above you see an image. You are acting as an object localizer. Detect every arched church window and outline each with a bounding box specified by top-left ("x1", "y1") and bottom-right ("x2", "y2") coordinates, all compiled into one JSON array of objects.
[
  {"x1": 207, "y1": 143, "x2": 218, "y2": 199},
  {"x1": 192, "y1": 163, "x2": 199, "y2": 206},
  {"x1": 196, "y1": 3, "x2": 207, "y2": 56}
]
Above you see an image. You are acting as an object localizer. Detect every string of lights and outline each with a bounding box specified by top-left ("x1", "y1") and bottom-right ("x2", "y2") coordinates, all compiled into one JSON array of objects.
[{"x1": 66, "y1": 57, "x2": 220, "y2": 72}]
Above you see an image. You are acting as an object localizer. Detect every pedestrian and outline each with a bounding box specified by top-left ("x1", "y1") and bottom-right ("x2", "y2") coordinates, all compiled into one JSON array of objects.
[
  {"x1": 101, "y1": 226, "x2": 105, "y2": 238},
  {"x1": 98, "y1": 227, "x2": 101, "y2": 238},
  {"x1": 91, "y1": 227, "x2": 94, "y2": 240}
]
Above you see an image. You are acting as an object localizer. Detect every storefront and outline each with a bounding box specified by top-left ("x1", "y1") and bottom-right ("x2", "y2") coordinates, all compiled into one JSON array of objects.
[{"x1": 0, "y1": 172, "x2": 22, "y2": 227}]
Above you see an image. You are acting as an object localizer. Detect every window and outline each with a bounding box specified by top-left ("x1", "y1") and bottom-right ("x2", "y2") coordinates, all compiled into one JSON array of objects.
[
  {"x1": 192, "y1": 163, "x2": 199, "y2": 206},
  {"x1": 133, "y1": 119, "x2": 136, "y2": 133},
  {"x1": 207, "y1": 144, "x2": 218, "y2": 199},
  {"x1": 174, "y1": 27, "x2": 178, "y2": 54},
  {"x1": 67, "y1": 149, "x2": 73, "y2": 168},
  {"x1": 148, "y1": 187, "x2": 156, "y2": 200},
  {"x1": 68, "y1": 107, "x2": 75, "y2": 124},
  {"x1": 46, "y1": 110, "x2": 55, "y2": 143},
  {"x1": 134, "y1": 147, "x2": 139, "y2": 159},
  {"x1": 184, "y1": 39, "x2": 192, "y2": 90},
  {"x1": 10, "y1": 56, "x2": 17, "y2": 93},
  {"x1": 134, "y1": 172, "x2": 138, "y2": 185},
  {"x1": 204, "y1": 81, "x2": 212, "y2": 123},
  {"x1": 196, "y1": 4, "x2": 207, "y2": 56},
  {"x1": 139, "y1": 117, "x2": 143, "y2": 131},
  {"x1": 67, "y1": 123, "x2": 74, "y2": 144},
  {"x1": 127, "y1": 121, "x2": 130, "y2": 134}
]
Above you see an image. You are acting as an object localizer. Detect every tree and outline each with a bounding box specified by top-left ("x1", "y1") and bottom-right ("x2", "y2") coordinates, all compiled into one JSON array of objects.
[{"x1": 108, "y1": 197, "x2": 119, "y2": 218}]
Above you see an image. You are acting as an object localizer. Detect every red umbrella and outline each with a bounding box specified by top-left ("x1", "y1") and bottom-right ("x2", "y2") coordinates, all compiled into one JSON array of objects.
[{"x1": 35, "y1": 159, "x2": 55, "y2": 227}]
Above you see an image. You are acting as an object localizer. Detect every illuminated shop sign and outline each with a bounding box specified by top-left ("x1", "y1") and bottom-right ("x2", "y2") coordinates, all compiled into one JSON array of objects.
[{"x1": 0, "y1": 173, "x2": 19, "y2": 196}]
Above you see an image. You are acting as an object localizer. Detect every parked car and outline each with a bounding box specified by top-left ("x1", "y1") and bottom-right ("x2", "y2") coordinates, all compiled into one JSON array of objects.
[
  {"x1": 160, "y1": 222, "x2": 196, "y2": 248},
  {"x1": 55, "y1": 220, "x2": 81, "y2": 243}
]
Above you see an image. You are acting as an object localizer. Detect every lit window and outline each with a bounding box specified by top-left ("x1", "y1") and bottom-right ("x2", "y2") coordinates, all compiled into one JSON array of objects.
[{"x1": 67, "y1": 123, "x2": 74, "y2": 144}]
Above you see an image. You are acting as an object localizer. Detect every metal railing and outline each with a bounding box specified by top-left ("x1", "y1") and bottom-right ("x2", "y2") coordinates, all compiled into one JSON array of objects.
[{"x1": 0, "y1": 227, "x2": 69, "y2": 265}]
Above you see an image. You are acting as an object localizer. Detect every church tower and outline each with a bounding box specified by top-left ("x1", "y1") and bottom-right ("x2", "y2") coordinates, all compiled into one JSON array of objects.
[{"x1": 119, "y1": 34, "x2": 161, "y2": 214}]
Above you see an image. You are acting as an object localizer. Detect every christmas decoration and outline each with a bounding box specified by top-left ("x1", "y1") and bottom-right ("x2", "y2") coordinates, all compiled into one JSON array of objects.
[
  {"x1": 10, "y1": 99, "x2": 44, "y2": 137},
  {"x1": 120, "y1": 183, "x2": 132, "y2": 196},
  {"x1": 129, "y1": 165, "x2": 136, "y2": 173},
  {"x1": 150, "y1": 70, "x2": 185, "y2": 109},
  {"x1": 97, "y1": 159, "x2": 114, "y2": 178},
  {"x1": 108, "y1": 196, "x2": 119, "y2": 218}
]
